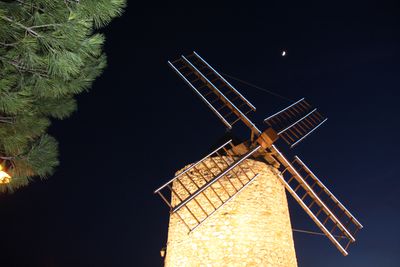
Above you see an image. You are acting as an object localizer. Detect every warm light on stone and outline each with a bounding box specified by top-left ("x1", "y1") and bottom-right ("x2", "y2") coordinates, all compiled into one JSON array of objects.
[
  {"x1": 164, "y1": 158, "x2": 298, "y2": 267},
  {"x1": 0, "y1": 165, "x2": 11, "y2": 184}
]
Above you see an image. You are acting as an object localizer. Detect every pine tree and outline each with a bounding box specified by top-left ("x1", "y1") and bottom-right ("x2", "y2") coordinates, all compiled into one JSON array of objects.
[{"x1": 0, "y1": 0, "x2": 126, "y2": 192}]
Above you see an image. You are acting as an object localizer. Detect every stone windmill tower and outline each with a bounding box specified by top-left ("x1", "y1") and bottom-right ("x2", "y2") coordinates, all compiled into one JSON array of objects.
[{"x1": 155, "y1": 52, "x2": 363, "y2": 266}]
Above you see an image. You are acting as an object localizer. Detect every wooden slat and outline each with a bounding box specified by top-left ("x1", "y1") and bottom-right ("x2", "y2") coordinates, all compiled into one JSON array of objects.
[
  {"x1": 270, "y1": 145, "x2": 362, "y2": 256},
  {"x1": 168, "y1": 52, "x2": 261, "y2": 135},
  {"x1": 292, "y1": 156, "x2": 363, "y2": 231},
  {"x1": 264, "y1": 99, "x2": 328, "y2": 147},
  {"x1": 155, "y1": 141, "x2": 260, "y2": 232}
]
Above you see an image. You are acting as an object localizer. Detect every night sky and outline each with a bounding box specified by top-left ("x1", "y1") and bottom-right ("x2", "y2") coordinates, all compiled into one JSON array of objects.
[{"x1": 1, "y1": 1, "x2": 399, "y2": 266}]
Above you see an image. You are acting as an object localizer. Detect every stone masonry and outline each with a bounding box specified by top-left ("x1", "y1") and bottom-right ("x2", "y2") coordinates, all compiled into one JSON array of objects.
[{"x1": 164, "y1": 158, "x2": 298, "y2": 267}]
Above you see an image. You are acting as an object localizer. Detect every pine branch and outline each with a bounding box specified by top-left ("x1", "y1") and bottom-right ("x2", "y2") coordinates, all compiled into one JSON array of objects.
[
  {"x1": 0, "y1": 0, "x2": 127, "y2": 192},
  {"x1": 0, "y1": 41, "x2": 19, "y2": 47},
  {"x1": 30, "y1": 24, "x2": 63, "y2": 29},
  {"x1": 15, "y1": 0, "x2": 45, "y2": 12},
  {"x1": 0, "y1": 15, "x2": 42, "y2": 38},
  {"x1": 0, "y1": 56, "x2": 49, "y2": 77}
]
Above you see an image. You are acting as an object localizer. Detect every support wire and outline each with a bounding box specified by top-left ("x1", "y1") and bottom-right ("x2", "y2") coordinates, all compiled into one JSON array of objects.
[
  {"x1": 292, "y1": 228, "x2": 345, "y2": 239},
  {"x1": 220, "y1": 72, "x2": 294, "y2": 102}
]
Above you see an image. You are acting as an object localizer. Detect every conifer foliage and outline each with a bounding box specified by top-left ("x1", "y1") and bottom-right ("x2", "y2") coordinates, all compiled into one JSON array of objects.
[{"x1": 0, "y1": 0, "x2": 125, "y2": 192}]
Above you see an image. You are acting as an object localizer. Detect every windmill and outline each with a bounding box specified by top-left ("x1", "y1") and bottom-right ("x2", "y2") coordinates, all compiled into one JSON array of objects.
[{"x1": 155, "y1": 51, "x2": 362, "y2": 266}]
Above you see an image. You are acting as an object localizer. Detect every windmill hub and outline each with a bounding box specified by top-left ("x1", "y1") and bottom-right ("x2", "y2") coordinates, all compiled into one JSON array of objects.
[{"x1": 256, "y1": 128, "x2": 279, "y2": 150}]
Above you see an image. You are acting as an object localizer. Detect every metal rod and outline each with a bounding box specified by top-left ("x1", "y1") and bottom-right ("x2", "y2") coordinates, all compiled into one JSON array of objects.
[
  {"x1": 291, "y1": 104, "x2": 303, "y2": 114},
  {"x1": 168, "y1": 60, "x2": 232, "y2": 129},
  {"x1": 214, "y1": 151, "x2": 245, "y2": 190},
  {"x1": 184, "y1": 204, "x2": 201, "y2": 224},
  {"x1": 198, "y1": 161, "x2": 215, "y2": 181},
  {"x1": 301, "y1": 192, "x2": 309, "y2": 201},
  {"x1": 216, "y1": 179, "x2": 232, "y2": 199},
  {"x1": 330, "y1": 222, "x2": 339, "y2": 234},
  {"x1": 181, "y1": 55, "x2": 261, "y2": 135},
  {"x1": 235, "y1": 162, "x2": 252, "y2": 183},
  {"x1": 157, "y1": 192, "x2": 172, "y2": 208},
  {"x1": 212, "y1": 154, "x2": 240, "y2": 193},
  {"x1": 222, "y1": 171, "x2": 240, "y2": 192},
  {"x1": 297, "y1": 100, "x2": 308, "y2": 111},
  {"x1": 199, "y1": 162, "x2": 225, "y2": 204},
  {"x1": 272, "y1": 145, "x2": 356, "y2": 242},
  {"x1": 275, "y1": 170, "x2": 349, "y2": 256},
  {"x1": 290, "y1": 118, "x2": 328, "y2": 148},
  {"x1": 264, "y1": 98, "x2": 305, "y2": 122},
  {"x1": 192, "y1": 165, "x2": 210, "y2": 184},
  {"x1": 211, "y1": 153, "x2": 229, "y2": 172},
  {"x1": 303, "y1": 115, "x2": 315, "y2": 128},
  {"x1": 298, "y1": 120, "x2": 311, "y2": 132},
  {"x1": 180, "y1": 173, "x2": 199, "y2": 191},
  {"x1": 315, "y1": 207, "x2": 323, "y2": 216},
  {"x1": 287, "y1": 106, "x2": 298, "y2": 118},
  {"x1": 287, "y1": 175, "x2": 296, "y2": 184},
  {"x1": 208, "y1": 157, "x2": 232, "y2": 198},
  {"x1": 284, "y1": 131, "x2": 295, "y2": 142},
  {"x1": 192, "y1": 51, "x2": 257, "y2": 111},
  {"x1": 280, "y1": 132, "x2": 291, "y2": 145},
  {"x1": 294, "y1": 184, "x2": 302, "y2": 192},
  {"x1": 206, "y1": 156, "x2": 238, "y2": 196},
  {"x1": 168, "y1": 184, "x2": 184, "y2": 202},
  {"x1": 192, "y1": 197, "x2": 209, "y2": 217},
  {"x1": 221, "y1": 147, "x2": 250, "y2": 183},
  {"x1": 345, "y1": 240, "x2": 353, "y2": 251},
  {"x1": 303, "y1": 99, "x2": 312, "y2": 108},
  {"x1": 172, "y1": 146, "x2": 261, "y2": 213},
  {"x1": 154, "y1": 139, "x2": 232, "y2": 193},
  {"x1": 294, "y1": 156, "x2": 363, "y2": 228},
  {"x1": 277, "y1": 108, "x2": 318, "y2": 135},
  {"x1": 292, "y1": 228, "x2": 346, "y2": 239},
  {"x1": 287, "y1": 127, "x2": 300, "y2": 139},
  {"x1": 189, "y1": 173, "x2": 260, "y2": 233},
  {"x1": 192, "y1": 166, "x2": 219, "y2": 210},
  {"x1": 201, "y1": 191, "x2": 217, "y2": 211},
  {"x1": 174, "y1": 210, "x2": 192, "y2": 231}
]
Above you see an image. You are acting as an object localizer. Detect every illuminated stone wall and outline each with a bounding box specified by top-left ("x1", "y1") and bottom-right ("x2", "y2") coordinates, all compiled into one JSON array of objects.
[{"x1": 164, "y1": 159, "x2": 298, "y2": 267}]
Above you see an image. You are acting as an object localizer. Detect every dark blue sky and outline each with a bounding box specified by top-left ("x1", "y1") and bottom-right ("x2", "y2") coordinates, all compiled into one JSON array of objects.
[{"x1": 0, "y1": 1, "x2": 399, "y2": 266}]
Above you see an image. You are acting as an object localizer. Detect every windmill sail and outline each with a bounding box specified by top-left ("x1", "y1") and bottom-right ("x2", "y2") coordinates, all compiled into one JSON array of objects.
[
  {"x1": 157, "y1": 51, "x2": 362, "y2": 256},
  {"x1": 270, "y1": 145, "x2": 363, "y2": 255},
  {"x1": 154, "y1": 140, "x2": 260, "y2": 232},
  {"x1": 264, "y1": 98, "x2": 327, "y2": 148},
  {"x1": 168, "y1": 51, "x2": 260, "y2": 135}
]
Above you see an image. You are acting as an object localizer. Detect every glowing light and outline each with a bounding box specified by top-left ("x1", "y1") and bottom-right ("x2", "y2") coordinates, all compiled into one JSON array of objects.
[
  {"x1": 282, "y1": 51, "x2": 286, "y2": 56},
  {"x1": 0, "y1": 165, "x2": 11, "y2": 184},
  {"x1": 160, "y1": 247, "x2": 166, "y2": 258}
]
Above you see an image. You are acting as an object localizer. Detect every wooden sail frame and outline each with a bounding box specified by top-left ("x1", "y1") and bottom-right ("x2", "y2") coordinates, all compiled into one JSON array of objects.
[{"x1": 155, "y1": 51, "x2": 363, "y2": 255}]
